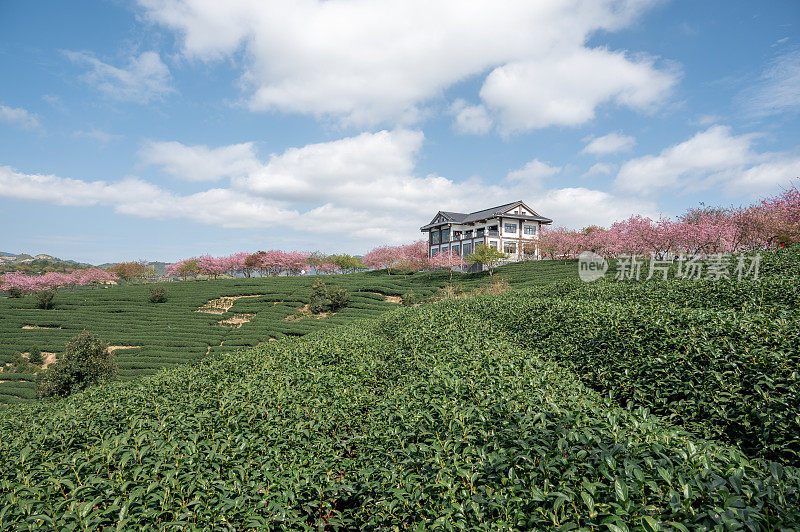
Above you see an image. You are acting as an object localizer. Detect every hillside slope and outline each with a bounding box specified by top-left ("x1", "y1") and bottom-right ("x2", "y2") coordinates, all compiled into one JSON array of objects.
[
  {"x1": 0, "y1": 260, "x2": 577, "y2": 403},
  {"x1": 1, "y1": 295, "x2": 799, "y2": 529}
]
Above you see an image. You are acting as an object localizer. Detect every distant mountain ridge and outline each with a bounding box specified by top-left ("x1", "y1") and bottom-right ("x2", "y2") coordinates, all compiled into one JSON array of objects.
[{"x1": 0, "y1": 252, "x2": 94, "y2": 274}]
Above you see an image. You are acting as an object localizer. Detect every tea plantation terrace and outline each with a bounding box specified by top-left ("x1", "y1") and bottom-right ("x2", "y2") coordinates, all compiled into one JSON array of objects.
[
  {"x1": 0, "y1": 260, "x2": 577, "y2": 403},
  {"x1": 1, "y1": 247, "x2": 799, "y2": 528}
]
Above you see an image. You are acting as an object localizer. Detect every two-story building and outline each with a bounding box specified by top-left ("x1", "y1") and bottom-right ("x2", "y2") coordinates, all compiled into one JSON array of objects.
[{"x1": 420, "y1": 200, "x2": 553, "y2": 261}]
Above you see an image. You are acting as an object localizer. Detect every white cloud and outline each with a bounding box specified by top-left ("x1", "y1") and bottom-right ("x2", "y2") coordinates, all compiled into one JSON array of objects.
[
  {"x1": 237, "y1": 130, "x2": 424, "y2": 207},
  {"x1": 743, "y1": 50, "x2": 800, "y2": 116},
  {"x1": 65, "y1": 51, "x2": 175, "y2": 104},
  {"x1": 582, "y1": 132, "x2": 636, "y2": 155},
  {"x1": 0, "y1": 105, "x2": 41, "y2": 131},
  {"x1": 450, "y1": 99, "x2": 492, "y2": 135},
  {"x1": 535, "y1": 187, "x2": 658, "y2": 229},
  {"x1": 0, "y1": 130, "x2": 656, "y2": 245},
  {"x1": 139, "y1": 0, "x2": 676, "y2": 129},
  {"x1": 0, "y1": 166, "x2": 161, "y2": 207},
  {"x1": 582, "y1": 162, "x2": 616, "y2": 177},
  {"x1": 505, "y1": 159, "x2": 561, "y2": 184},
  {"x1": 480, "y1": 48, "x2": 677, "y2": 133},
  {"x1": 140, "y1": 141, "x2": 260, "y2": 181},
  {"x1": 0, "y1": 165, "x2": 294, "y2": 229},
  {"x1": 615, "y1": 125, "x2": 800, "y2": 197},
  {"x1": 727, "y1": 157, "x2": 800, "y2": 195}
]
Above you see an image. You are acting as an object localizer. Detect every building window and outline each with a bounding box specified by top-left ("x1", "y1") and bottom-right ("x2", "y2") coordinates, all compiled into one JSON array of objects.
[
  {"x1": 465, "y1": 230, "x2": 473, "y2": 238},
  {"x1": 432, "y1": 231, "x2": 440, "y2": 244},
  {"x1": 463, "y1": 243, "x2": 472, "y2": 256},
  {"x1": 453, "y1": 231, "x2": 462, "y2": 240},
  {"x1": 489, "y1": 240, "x2": 499, "y2": 250},
  {"x1": 488, "y1": 225, "x2": 499, "y2": 236},
  {"x1": 523, "y1": 224, "x2": 537, "y2": 235},
  {"x1": 504, "y1": 223, "x2": 517, "y2": 234},
  {"x1": 441, "y1": 228, "x2": 450, "y2": 242},
  {"x1": 504, "y1": 242, "x2": 517, "y2": 254}
]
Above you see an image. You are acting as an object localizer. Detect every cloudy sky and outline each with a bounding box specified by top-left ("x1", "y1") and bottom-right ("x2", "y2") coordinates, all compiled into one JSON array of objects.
[{"x1": 1, "y1": 0, "x2": 798, "y2": 263}]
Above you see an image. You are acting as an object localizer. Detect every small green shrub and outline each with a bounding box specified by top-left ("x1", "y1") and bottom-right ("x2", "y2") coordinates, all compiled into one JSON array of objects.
[
  {"x1": 327, "y1": 285, "x2": 348, "y2": 311},
  {"x1": 28, "y1": 345, "x2": 42, "y2": 365},
  {"x1": 10, "y1": 352, "x2": 31, "y2": 373},
  {"x1": 149, "y1": 287, "x2": 167, "y2": 303},
  {"x1": 309, "y1": 280, "x2": 330, "y2": 314},
  {"x1": 35, "y1": 290, "x2": 55, "y2": 309},
  {"x1": 401, "y1": 291, "x2": 415, "y2": 306},
  {"x1": 308, "y1": 280, "x2": 348, "y2": 314},
  {"x1": 6, "y1": 288, "x2": 23, "y2": 298},
  {"x1": 37, "y1": 331, "x2": 118, "y2": 398}
]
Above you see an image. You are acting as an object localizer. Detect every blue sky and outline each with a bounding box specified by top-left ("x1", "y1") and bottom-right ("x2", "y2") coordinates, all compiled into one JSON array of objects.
[{"x1": 1, "y1": 0, "x2": 798, "y2": 264}]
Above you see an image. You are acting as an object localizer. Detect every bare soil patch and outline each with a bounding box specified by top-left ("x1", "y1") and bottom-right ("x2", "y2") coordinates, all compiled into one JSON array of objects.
[
  {"x1": 285, "y1": 304, "x2": 332, "y2": 321},
  {"x1": 107, "y1": 345, "x2": 141, "y2": 352},
  {"x1": 205, "y1": 340, "x2": 224, "y2": 356},
  {"x1": 16, "y1": 352, "x2": 59, "y2": 369},
  {"x1": 385, "y1": 295, "x2": 402, "y2": 304},
  {"x1": 22, "y1": 325, "x2": 61, "y2": 330},
  {"x1": 197, "y1": 295, "x2": 264, "y2": 314},
  {"x1": 41, "y1": 352, "x2": 57, "y2": 368},
  {"x1": 217, "y1": 314, "x2": 254, "y2": 328}
]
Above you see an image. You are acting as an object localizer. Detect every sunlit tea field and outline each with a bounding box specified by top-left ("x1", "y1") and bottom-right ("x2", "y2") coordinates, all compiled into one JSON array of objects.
[
  {"x1": 1, "y1": 249, "x2": 799, "y2": 529},
  {"x1": 0, "y1": 260, "x2": 577, "y2": 403}
]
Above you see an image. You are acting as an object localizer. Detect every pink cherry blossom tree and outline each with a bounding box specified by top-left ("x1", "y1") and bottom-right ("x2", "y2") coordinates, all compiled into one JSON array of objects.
[
  {"x1": 363, "y1": 245, "x2": 403, "y2": 274},
  {"x1": 197, "y1": 255, "x2": 229, "y2": 280},
  {"x1": 428, "y1": 249, "x2": 464, "y2": 280}
]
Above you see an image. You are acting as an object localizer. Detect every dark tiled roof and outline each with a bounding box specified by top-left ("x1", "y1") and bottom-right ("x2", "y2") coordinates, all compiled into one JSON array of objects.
[{"x1": 420, "y1": 201, "x2": 552, "y2": 230}]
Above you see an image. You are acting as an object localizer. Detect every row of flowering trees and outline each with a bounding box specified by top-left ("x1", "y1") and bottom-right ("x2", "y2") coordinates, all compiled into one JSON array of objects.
[
  {"x1": 362, "y1": 241, "x2": 467, "y2": 273},
  {"x1": 0, "y1": 268, "x2": 118, "y2": 294},
  {"x1": 163, "y1": 244, "x2": 469, "y2": 281},
  {"x1": 539, "y1": 186, "x2": 800, "y2": 259},
  {"x1": 165, "y1": 251, "x2": 370, "y2": 280}
]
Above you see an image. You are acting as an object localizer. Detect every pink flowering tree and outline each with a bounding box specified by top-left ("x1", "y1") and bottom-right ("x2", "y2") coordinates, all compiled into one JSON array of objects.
[
  {"x1": 762, "y1": 185, "x2": 800, "y2": 245},
  {"x1": 75, "y1": 268, "x2": 118, "y2": 287},
  {"x1": 228, "y1": 252, "x2": 253, "y2": 277},
  {"x1": 428, "y1": 249, "x2": 465, "y2": 280},
  {"x1": 283, "y1": 251, "x2": 310, "y2": 275},
  {"x1": 399, "y1": 241, "x2": 429, "y2": 271},
  {"x1": 166, "y1": 259, "x2": 200, "y2": 280},
  {"x1": 363, "y1": 245, "x2": 403, "y2": 274},
  {"x1": 197, "y1": 255, "x2": 229, "y2": 279}
]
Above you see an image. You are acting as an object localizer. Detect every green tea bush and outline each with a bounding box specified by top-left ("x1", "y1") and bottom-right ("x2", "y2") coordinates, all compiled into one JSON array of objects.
[
  {"x1": 309, "y1": 279, "x2": 329, "y2": 313},
  {"x1": 327, "y1": 285, "x2": 348, "y2": 311},
  {"x1": 0, "y1": 302, "x2": 798, "y2": 529},
  {"x1": 401, "y1": 290, "x2": 415, "y2": 306},
  {"x1": 35, "y1": 290, "x2": 55, "y2": 310},
  {"x1": 309, "y1": 280, "x2": 348, "y2": 313},
  {"x1": 28, "y1": 345, "x2": 42, "y2": 365},
  {"x1": 37, "y1": 331, "x2": 118, "y2": 398},
  {"x1": 10, "y1": 352, "x2": 32, "y2": 373},
  {"x1": 148, "y1": 286, "x2": 166, "y2": 303},
  {"x1": 461, "y1": 291, "x2": 800, "y2": 464}
]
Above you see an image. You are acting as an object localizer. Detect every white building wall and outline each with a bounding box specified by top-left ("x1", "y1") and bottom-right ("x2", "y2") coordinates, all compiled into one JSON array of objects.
[{"x1": 426, "y1": 214, "x2": 545, "y2": 260}]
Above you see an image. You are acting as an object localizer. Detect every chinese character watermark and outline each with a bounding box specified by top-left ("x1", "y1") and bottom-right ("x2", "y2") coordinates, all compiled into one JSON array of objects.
[{"x1": 577, "y1": 253, "x2": 761, "y2": 283}]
